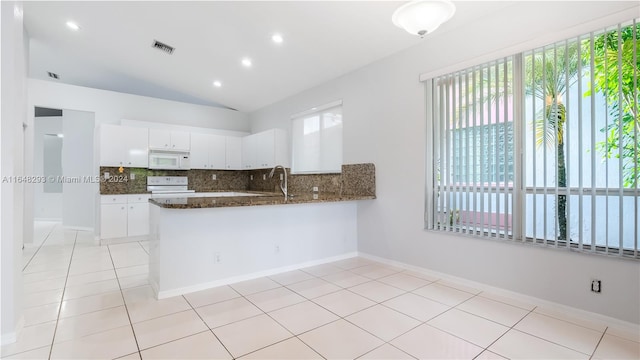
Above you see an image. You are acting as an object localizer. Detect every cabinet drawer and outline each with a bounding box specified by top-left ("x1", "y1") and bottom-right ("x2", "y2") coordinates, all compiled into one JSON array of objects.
[
  {"x1": 101, "y1": 195, "x2": 128, "y2": 204},
  {"x1": 127, "y1": 194, "x2": 151, "y2": 203}
]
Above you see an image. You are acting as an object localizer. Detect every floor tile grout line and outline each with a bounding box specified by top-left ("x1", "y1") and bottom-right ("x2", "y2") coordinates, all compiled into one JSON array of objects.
[
  {"x1": 532, "y1": 309, "x2": 610, "y2": 333},
  {"x1": 506, "y1": 309, "x2": 609, "y2": 357},
  {"x1": 22, "y1": 222, "x2": 59, "y2": 272},
  {"x1": 354, "y1": 342, "x2": 417, "y2": 360},
  {"x1": 47, "y1": 230, "x2": 79, "y2": 360},
  {"x1": 106, "y1": 243, "x2": 143, "y2": 357},
  {"x1": 182, "y1": 294, "x2": 235, "y2": 359},
  {"x1": 589, "y1": 326, "x2": 608, "y2": 360}
]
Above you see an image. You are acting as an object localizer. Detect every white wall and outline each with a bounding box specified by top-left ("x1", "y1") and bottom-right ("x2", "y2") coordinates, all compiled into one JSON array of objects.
[
  {"x1": 33, "y1": 116, "x2": 63, "y2": 220},
  {"x1": 28, "y1": 79, "x2": 250, "y2": 131},
  {"x1": 250, "y1": 2, "x2": 640, "y2": 324},
  {"x1": 62, "y1": 110, "x2": 95, "y2": 230},
  {"x1": 1, "y1": 1, "x2": 27, "y2": 344}
]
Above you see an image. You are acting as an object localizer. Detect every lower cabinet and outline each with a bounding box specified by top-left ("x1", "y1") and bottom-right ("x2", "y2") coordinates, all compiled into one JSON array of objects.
[{"x1": 100, "y1": 194, "x2": 150, "y2": 239}]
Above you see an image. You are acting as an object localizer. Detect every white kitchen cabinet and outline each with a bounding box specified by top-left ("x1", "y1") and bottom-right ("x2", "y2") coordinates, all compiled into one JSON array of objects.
[
  {"x1": 100, "y1": 196, "x2": 128, "y2": 239},
  {"x1": 127, "y1": 195, "x2": 150, "y2": 237},
  {"x1": 189, "y1": 133, "x2": 209, "y2": 169},
  {"x1": 100, "y1": 125, "x2": 149, "y2": 167},
  {"x1": 190, "y1": 133, "x2": 226, "y2": 169},
  {"x1": 225, "y1": 137, "x2": 242, "y2": 170},
  {"x1": 100, "y1": 194, "x2": 150, "y2": 240},
  {"x1": 149, "y1": 129, "x2": 190, "y2": 151},
  {"x1": 241, "y1": 129, "x2": 289, "y2": 169}
]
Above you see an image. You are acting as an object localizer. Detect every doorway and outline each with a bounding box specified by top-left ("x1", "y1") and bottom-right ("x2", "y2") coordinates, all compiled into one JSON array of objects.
[{"x1": 30, "y1": 107, "x2": 96, "y2": 235}]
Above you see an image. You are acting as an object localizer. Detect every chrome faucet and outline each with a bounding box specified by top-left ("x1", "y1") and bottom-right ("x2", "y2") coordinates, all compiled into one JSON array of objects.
[{"x1": 269, "y1": 165, "x2": 288, "y2": 201}]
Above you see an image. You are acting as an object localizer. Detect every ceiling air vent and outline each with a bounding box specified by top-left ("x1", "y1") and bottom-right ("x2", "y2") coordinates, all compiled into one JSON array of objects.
[
  {"x1": 152, "y1": 40, "x2": 175, "y2": 55},
  {"x1": 47, "y1": 72, "x2": 60, "y2": 79}
]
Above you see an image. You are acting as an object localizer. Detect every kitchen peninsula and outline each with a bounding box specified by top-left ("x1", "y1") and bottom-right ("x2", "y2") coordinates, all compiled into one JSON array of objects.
[{"x1": 148, "y1": 164, "x2": 375, "y2": 299}]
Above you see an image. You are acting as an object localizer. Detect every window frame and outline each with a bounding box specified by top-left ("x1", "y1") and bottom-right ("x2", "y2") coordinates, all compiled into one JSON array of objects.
[
  {"x1": 290, "y1": 100, "x2": 343, "y2": 175},
  {"x1": 424, "y1": 19, "x2": 639, "y2": 259}
]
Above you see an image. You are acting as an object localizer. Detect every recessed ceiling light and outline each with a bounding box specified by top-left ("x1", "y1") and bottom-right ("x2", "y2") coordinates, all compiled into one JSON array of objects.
[
  {"x1": 272, "y1": 34, "x2": 284, "y2": 44},
  {"x1": 213, "y1": 81, "x2": 222, "y2": 88},
  {"x1": 66, "y1": 21, "x2": 80, "y2": 31},
  {"x1": 241, "y1": 58, "x2": 252, "y2": 67}
]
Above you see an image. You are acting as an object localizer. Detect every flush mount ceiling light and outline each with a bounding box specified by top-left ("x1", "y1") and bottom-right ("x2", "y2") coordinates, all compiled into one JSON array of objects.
[
  {"x1": 213, "y1": 80, "x2": 222, "y2": 88},
  {"x1": 272, "y1": 33, "x2": 284, "y2": 44},
  {"x1": 392, "y1": 0, "x2": 456, "y2": 37},
  {"x1": 66, "y1": 21, "x2": 80, "y2": 31},
  {"x1": 241, "y1": 57, "x2": 252, "y2": 67}
]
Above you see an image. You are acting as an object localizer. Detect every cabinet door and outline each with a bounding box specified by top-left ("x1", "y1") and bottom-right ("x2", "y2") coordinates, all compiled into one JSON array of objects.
[
  {"x1": 189, "y1": 133, "x2": 210, "y2": 169},
  {"x1": 100, "y1": 124, "x2": 126, "y2": 166},
  {"x1": 208, "y1": 134, "x2": 226, "y2": 169},
  {"x1": 225, "y1": 137, "x2": 242, "y2": 170},
  {"x1": 125, "y1": 126, "x2": 149, "y2": 167},
  {"x1": 149, "y1": 129, "x2": 172, "y2": 150},
  {"x1": 170, "y1": 131, "x2": 190, "y2": 151},
  {"x1": 241, "y1": 135, "x2": 257, "y2": 169},
  {"x1": 127, "y1": 203, "x2": 149, "y2": 237},
  {"x1": 255, "y1": 130, "x2": 275, "y2": 168},
  {"x1": 100, "y1": 204, "x2": 127, "y2": 239}
]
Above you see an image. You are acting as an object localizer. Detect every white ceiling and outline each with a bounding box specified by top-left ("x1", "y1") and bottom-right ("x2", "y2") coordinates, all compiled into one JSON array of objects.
[{"x1": 24, "y1": 1, "x2": 513, "y2": 113}]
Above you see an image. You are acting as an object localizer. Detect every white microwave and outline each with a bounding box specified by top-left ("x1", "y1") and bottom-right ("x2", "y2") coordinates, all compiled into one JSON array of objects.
[{"x1": 148, "y1": 151, "x2": 191, "y2": 170}]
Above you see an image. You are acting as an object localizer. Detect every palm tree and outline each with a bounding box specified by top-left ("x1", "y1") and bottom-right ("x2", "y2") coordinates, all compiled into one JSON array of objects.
[{"x1": 526, "y1": 44, "x2": 580, "y2": 240}]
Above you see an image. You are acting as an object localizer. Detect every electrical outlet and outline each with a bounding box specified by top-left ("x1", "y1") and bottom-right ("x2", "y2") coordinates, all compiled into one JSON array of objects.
[
  {"x1": 214, "y1": 252, "x2": 221, "y2": 263},
  {"x1": 104, "y1": 172, "x2": 110, "y2": 179},
  {"x1": 212, "y1": 174, "x2": 217, "y2": 180},
  {"x1": 130, "y1": 173, "x2": 135, "y2": 180},
  {"x1": 312, "y1": 186, "x2": 319, "y2": 192},
  {"x1": 263, "y1": 174, "x2": 266, "y2": 180},
  {"x1": 250, "y1": 175, "x2": 254, "y2": 180},
  {"x1": 280, "y1": 174, "x2": 283, "y2": 181},
  {"x1": 591, "y1": 279, "x2": 601, "y2": 293}
]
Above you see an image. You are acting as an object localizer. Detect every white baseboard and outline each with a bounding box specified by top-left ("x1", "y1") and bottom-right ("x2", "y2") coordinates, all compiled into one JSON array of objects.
[
  {"x1": 156, "y1": 252, "x2": 358, "y2": 299},
  {"x1": 1, "y1": 315, "x2": 24, "y2": 346},
  {"x1": 34, "y1": 217, "x2": 62, "y2": 222},
  {"x1": 100, "y1": 235, "x2": 149, "y2": 246},
  {"x1": 63, "y1": 225, "x2": 94, "y2": 232},
  {"x1": 358, "y1": 252, "x2": 640, "y2": 334}
]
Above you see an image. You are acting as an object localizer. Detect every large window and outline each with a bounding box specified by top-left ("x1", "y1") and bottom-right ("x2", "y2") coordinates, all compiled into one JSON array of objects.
[
  {"x1": 291, "y1": 101, "x2": 343, "y2": 174},
  {"x1": 425, "y1": 20, "x2": 639, "y2": 259}
]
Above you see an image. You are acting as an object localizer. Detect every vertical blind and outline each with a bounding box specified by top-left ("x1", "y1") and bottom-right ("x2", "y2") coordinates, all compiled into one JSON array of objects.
[{"x1": 425, "y1": 19, "x2": 639, "y2": 259}]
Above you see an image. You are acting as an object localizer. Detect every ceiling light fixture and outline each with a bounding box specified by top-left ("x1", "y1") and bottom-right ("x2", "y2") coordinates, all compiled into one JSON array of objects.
[
  {"x1": 213, "y1": 81, "x2": 222, "y2": 88},
  {"x1": 241, "y1": 58, "x2": 252, "y2": 67},
  {"x1": 272, "y1": 34, "x2": 284, "y2": 44},
  {"x1": 392, "y1": 0, "x2": 456, "y2": 37},
  {"x1": 66, "y1": 21, "x2": 80, "y2": 31}
]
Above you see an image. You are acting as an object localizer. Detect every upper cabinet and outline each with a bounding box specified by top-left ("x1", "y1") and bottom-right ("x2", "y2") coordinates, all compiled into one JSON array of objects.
[
  {"x1": 190, "y1": 133, "x2": 226, "y2": 169},
  {"x1": 225, "y1": 137, "x2": 243, "y2": 170},
  {"x1": 191, "y1": 133, "x2": 243, "y2": 170},
  {"x1": 100, "y1": 124, "x2": 148, "y2": 167},
  {"x1": 149, "y1": 129, "x2": 190, "y2": 151},
  {"x1": 241, "y1": 129, "x2": 289, "y2": 169}
]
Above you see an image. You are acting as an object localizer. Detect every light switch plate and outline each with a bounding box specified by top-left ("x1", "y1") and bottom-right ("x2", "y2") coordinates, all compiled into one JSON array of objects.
[
  {"x1": 104, "y1": 172, "x2": 110, "y2": 179},
  {"x1": 130, "y1": 173, "x2": 135, "y2": 180},
  {"x1": 212, "y1": 174, "x2": 217, "y2": 180}
]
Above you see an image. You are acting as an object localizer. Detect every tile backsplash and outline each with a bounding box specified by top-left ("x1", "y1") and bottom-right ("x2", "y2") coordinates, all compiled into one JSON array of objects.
[
  {"x1": 100, "y1": 163, "x2": 375, "y2": 197},
  {"x1": 100, "y1": 167, "x2": 249, "y2": 194}
]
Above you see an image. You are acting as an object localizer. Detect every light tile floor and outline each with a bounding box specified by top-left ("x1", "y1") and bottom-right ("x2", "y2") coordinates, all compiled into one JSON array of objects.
[{"x1": 3, "y1": 222, "x2": 639, "y2": 359}]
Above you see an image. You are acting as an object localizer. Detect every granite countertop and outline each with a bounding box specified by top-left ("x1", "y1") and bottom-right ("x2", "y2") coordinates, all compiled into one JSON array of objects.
[{"x1": 149, "y1": 192, "x2": 375, "y2": 209}]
